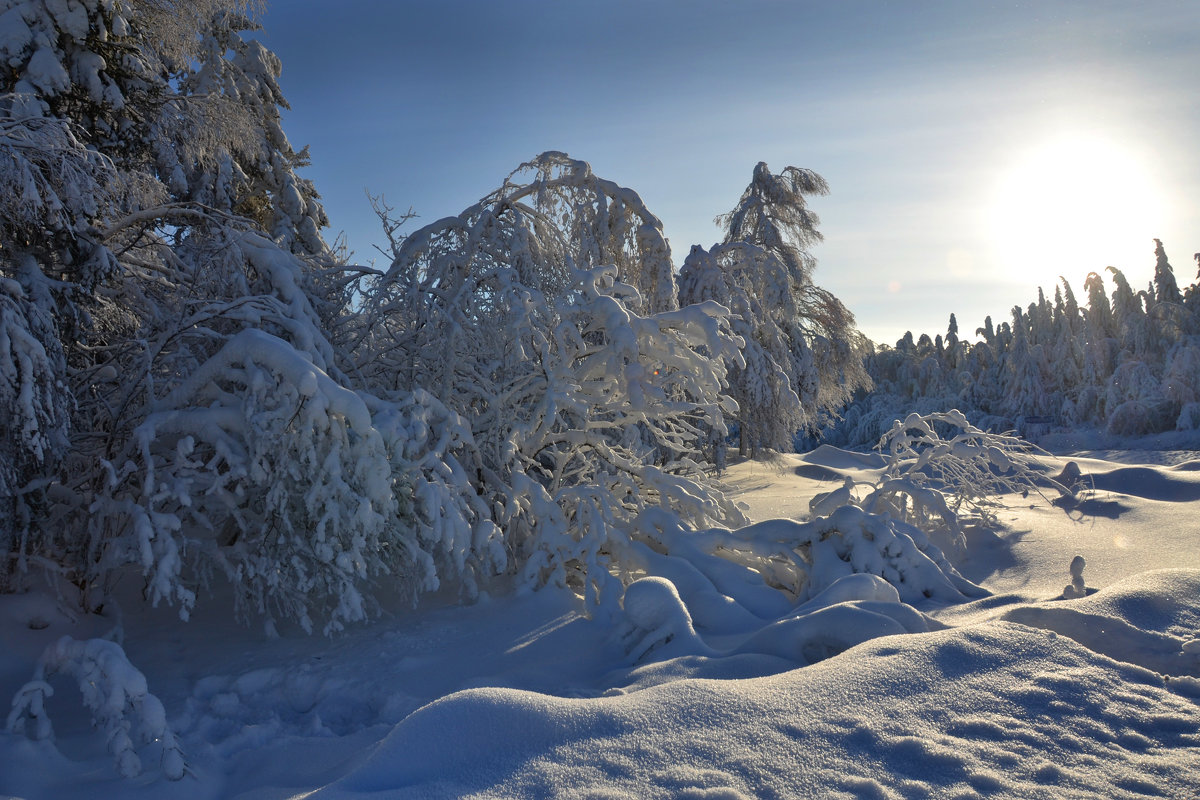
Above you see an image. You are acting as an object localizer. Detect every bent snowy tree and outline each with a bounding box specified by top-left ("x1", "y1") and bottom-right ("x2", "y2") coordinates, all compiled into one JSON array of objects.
[{"x1": 361, "y1": 154, "x2": 749, "y2": 609}]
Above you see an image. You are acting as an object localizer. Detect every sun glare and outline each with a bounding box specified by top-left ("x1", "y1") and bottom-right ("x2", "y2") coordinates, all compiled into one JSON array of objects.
[{"x1": 988, "y1": 135, "x2": 1164, "y2": 290}]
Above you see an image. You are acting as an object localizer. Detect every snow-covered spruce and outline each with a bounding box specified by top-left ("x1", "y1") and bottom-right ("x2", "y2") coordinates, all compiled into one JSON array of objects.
[
  {"x1": 0, "y1": 273, "x2": 69, "y2": 573},
  {"x1": 823, "y1": 240, "x2": 1200, "y2": 448},
  {"x1": 679, "y1": 161, "x2": 871, "y2": 457}
]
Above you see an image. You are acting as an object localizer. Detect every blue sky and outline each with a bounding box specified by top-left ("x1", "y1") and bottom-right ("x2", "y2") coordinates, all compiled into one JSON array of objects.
[{"x1": 260, "y1": 1, "x2": 1199, "y2": 345}]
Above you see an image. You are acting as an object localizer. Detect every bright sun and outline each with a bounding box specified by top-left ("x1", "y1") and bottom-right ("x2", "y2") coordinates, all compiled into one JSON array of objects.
[{"x1": 988, "y1": 134, "x2": 1164, "y2": 290}]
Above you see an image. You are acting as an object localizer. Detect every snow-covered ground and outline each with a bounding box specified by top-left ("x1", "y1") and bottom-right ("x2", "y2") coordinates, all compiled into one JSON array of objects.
[{"x1": 2, "y1": 445, "x2": 1199, "y2": 799}]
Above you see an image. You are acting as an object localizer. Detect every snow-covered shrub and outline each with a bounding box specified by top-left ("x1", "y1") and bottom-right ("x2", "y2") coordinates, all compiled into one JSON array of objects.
[
  {"x1": 92, "y1": 329, "x2": 411, "y2": 634},
  {"x1": 619, "y1": 505, "x2": 984, "y2": 634},
  {"x1": 810, "y1": 411, "x2": 1050, "y2": 559},
  {"x1": 1105, "y1": 359, "x2": 1168, "y2": 435},
  {"x1": 872, "y1": 410, "x2": 1045, "y2": 531},
  {"x1": 6, "y1": 636, "x2": 184, "y2": 780},
  {"x1": 1177, "y1": 402, "x2": 1200, "y2": 431},
  {"x1": 506, "y1": 266, "x2": 748, "y2": 610},
  {"x1": 1106, "y1": 400, "x2": 1156, "y2": 436},
  {"x1": 1162, "y1": 342, "x2": 1200, "y2": 408}
]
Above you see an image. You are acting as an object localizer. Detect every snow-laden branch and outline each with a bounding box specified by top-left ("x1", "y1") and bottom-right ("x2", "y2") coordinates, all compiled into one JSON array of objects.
[{"x1": 7, "y1": 636, "x2": 184, "y2": 780}]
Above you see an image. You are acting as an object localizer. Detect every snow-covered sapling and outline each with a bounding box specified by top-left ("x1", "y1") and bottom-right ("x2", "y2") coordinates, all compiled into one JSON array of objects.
[{"x1": 6, "y1": 636, "x2": 185, "y2": 780}]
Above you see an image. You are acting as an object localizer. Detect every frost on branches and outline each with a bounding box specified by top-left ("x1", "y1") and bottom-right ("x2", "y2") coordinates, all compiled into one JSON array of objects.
[{"x1": 811, "y1": 410, "x2": 1055, "y2": 559}]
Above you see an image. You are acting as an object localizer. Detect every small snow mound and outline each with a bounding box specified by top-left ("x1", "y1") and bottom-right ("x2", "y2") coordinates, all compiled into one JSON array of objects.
[
  {"x1": 1006, "y1": 570, "x2": 1200, "y2": 677},
  {"x1": 616, "y1": 577, "x2": 706, "y2": 663},
  {"x1": 803, "y1": 444, "x2": 886, "y2": 470},
  {"x1": 1053, "y1": 460, "x2": 1085, "y2": 495},
  {"x1": 622, "y1": 577, "x2": 692, "y2": 632},
  {"x1": 795, "y1": 572, "x2": 902, "y2": 613}
]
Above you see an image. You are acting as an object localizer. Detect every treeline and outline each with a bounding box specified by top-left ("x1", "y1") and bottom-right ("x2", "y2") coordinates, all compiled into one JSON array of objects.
[{"x1": 823, "y1": 241, "x2": 1200, "y2": 448}]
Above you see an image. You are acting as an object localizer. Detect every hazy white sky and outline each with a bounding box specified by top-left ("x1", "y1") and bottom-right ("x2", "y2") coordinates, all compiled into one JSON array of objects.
[{"x1": 261, "y1": 0, "x2": 1199, "y2": 345}]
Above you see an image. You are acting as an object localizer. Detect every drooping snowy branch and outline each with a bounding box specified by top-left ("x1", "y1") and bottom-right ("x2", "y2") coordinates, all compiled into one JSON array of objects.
[{"x1": 7, "y1": 635, "x2": 184, "y2": 780}]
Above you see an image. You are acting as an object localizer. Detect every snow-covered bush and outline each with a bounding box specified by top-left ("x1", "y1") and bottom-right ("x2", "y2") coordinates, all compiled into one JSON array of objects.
[
  {"x1": 491, "y1": 265, "x2": 748, "y2": 610},
  {"x1": 812, "y1": 411, "x2": 1049, "y2": 558},
  {"x1": 1106, "y1": 400, "x2": 1156, "y2": 436},
  {"x1": 1177, "y1": 402, "x2": 1200, "y2": 431},
  {"x1": 1105, "y1": 359, "x2": 1167, "y2": 436},
  {"x1": 1162, "y1": 342, "x2": 1200, "y2": 408},
  {"x1": 363, "y1": 155, "x2": 749, "y2": 611},
  {"x1": 91, "y1": 329, "x2": 412, "y2": 634},
  {"x1": 875, "y1": 410, "x2": 1043, "y2": 525},
  {"x1": 615, "y1": 569, "x2": 946, "y2": 670},
  {"x1": 6, "y1": 635, "x2": 184, "y2": 780},
  {"x1": 368, "y1": 387, "x2": 505, "y2": 601},
  {"x1": 615, "y1": 504, "x2": 984, "y2": 633}
]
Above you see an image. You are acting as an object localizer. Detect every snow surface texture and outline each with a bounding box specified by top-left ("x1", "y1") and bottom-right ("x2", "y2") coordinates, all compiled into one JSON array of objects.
[{"x1": 1, "y1": 446, "x2": 1199, "y2": 798}]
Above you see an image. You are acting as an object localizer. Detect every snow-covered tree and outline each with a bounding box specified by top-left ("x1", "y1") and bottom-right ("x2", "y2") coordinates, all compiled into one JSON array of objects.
[
  {"x1": 1004, "y1": 306, "x2": 1050, "y2": 417},
  {"x1": 0, "y1": 102, "x2": 128, "y2": 585},
  {"x1": 824, "y1": 236, "x2": 1200, "y2": 448},
  {"x1": 0, "y1": 1, "x2": 432, "y2": 635},
  {"x1": 175, "y1": 8, "x2": 329, "y2": 256},
  {"x1": 1153, "y1": 238, "x2": 1183, "y2": 305},
  {"x1": 0, "y1": 272, "x2": 69, "y2": 581},
  {"x1": 691, "y1": 162, "x2": 870, "y2": 454},
  {"x1": 718, "y1": 162, "x2": 828, "y2": 284},
  {"x1": 678, "y1": 242, "x2": 807, "y2": 455},
  {"x1": 363, "y1": 153, "x2": 747, "y2": 610}
]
